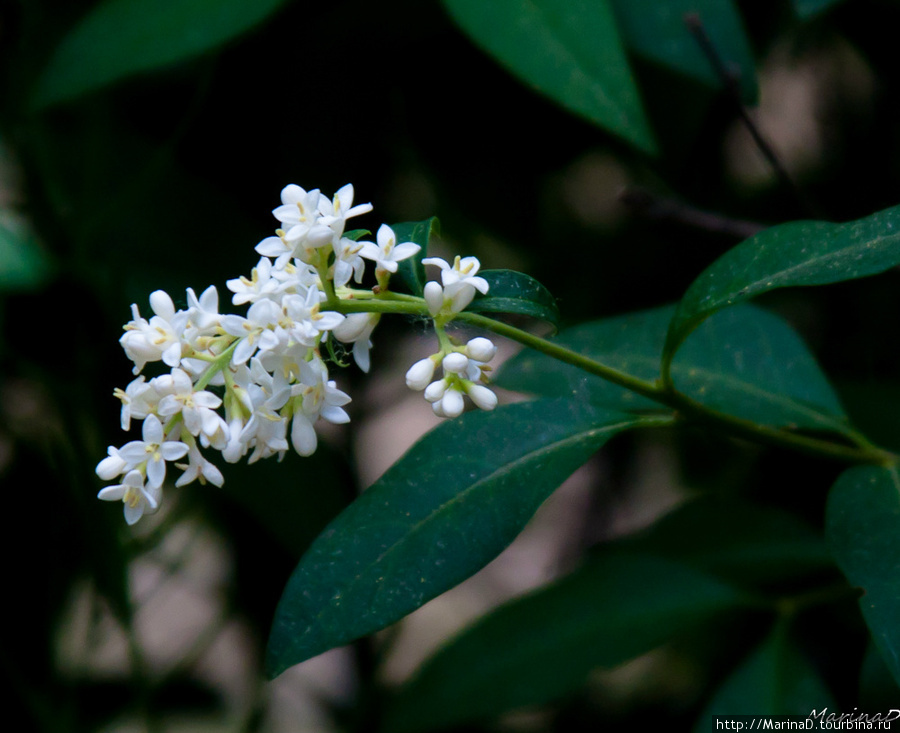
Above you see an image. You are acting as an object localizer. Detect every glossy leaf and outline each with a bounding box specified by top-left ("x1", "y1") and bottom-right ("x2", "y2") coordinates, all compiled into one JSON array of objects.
[
  {"x1": 385, "y1": 551, "x2": 750, "y2": 733},
  {"x1": 32, "y1": 0, "x2": 287, "y2": 109},
  {"x1": 497, "y1": 304, "x2": 850, "y2": 435},
  {"x1": 693, "y1": 620, "x2": 835, "y2": 723},
  {"x1": 344, "y1": 229, "x2": 371, "y2": 242},
  {"x1": 466, "y1": 269, "x2": 560, "y2": 329},
  {"x1": 610, "y1": 0, "x2": 757, "y2": 102},
  {"x1": 441, "y1": 0, "x2": 656, "y2": 153},
  {"x1": 826, "y1": 465, "x2": 900, "y2": 687},
  {"x1": 793, "y1": 0, "x2": 845, "y2": 18},
  {"x1": 265, "y1": 401, "x2": 659, "y2": 677},
  {"x1": 392, "y1": 217, "x2": 440, "y2": 296},
  {"x1": 665, "y1": 204, "x2": 900, "y2": 361}
]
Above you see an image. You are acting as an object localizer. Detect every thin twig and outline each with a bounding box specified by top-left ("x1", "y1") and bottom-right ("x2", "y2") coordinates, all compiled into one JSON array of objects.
[
  {"x1": 684, "y1": 13, "x2": 823, "y2": 218},
  {"x1": 620, "y1": 186, "x2": 766, "y2": 240}
]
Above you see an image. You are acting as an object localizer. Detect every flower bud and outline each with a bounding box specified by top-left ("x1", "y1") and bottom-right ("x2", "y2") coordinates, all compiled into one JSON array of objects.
[
  {"x1": 424, "y1": 282, "x2": 444, "y2": 317},
  {"x1": 333, "y1": 312, "x2": 379, "y2": 343},
  {"x1": 440, "y1": 388, "x2": 465, "y2": 418},
  {"x1": 465, "y1": 337, "x2": 497, "y2": 363},
  {"x1": 466, "y1": 384, "x2": 498, "y2": 411},
  {"x1": 442, "y1": 351, "x2": 469, "y2": 374},
  {"x1": 96, "y1": 448, "x2": 127, "y2": 480},
  {"x1": 406, "y1": 358, "x2": 436, "y2": 390},
  {"x1": 424, "y1": 379, "x2": 448, "y2": 403}
]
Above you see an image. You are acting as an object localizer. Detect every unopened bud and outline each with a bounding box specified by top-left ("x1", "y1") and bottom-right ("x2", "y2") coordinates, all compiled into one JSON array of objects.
[
  {"x1": 406, "y1": 358, "x2": 436, "y2": 390},
  {"x1": 465, "y1": 337, "x2": 497, "y2": 363},
  {"x1": 424, "y1": 282, "x2": 444, "y2": 317},
  {"x1": 442, "y1": 351, "x2": 469, "y2": 374},
  {"x1": 466, "y1": 384, "x2": 498, "y2": 411}
]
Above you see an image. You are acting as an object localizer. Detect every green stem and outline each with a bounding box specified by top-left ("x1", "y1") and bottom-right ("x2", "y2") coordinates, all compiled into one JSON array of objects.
[
  {"x1": 195, "y1": 340, "x2": 239, "y2": 391},
  {"x1": 323, "y1": 296, "x2": 898, "y2": 467}
]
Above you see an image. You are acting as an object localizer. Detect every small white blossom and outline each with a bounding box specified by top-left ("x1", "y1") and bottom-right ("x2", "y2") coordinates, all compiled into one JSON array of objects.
[
  {"x1": 96, "y1": 445, "x2": 128, "y2": 481},
  {"x1": 97, "y1": 470, "x2": 162, "y2": 526},
  {"x1": 116, "y1": 414, "x2": 189, "y2": 488},
  {"x1": 113, "y1": 376, "x2": 158, "y2": 431},
  {"x1": 359, "y1": 224, "x2": 420, "y2": 275},
  {"x1": 423, "y1": 256, "x2": 489, "y2": 312},
  {"x1": 175, "y1": 443, "x2": 224, "y2": 487},
  {"x1": 333, "y1": 312, "x2": 381, "y2": 372},
  {"x1": 154, "y1": 368, "x2": 224, "y2": 439},
  {"x1": 119, "y1": 291, "x2": 189, "y2": 374}
]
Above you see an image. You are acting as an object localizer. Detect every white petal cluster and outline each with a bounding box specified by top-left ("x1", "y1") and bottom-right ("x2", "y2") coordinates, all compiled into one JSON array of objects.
[{"x1": 98, "y1": 183, "x2": 419, "y2": 525}]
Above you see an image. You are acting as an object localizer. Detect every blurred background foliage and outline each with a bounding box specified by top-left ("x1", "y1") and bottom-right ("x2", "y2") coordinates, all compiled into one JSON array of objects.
[{"x1": 3, "y1": 0, "x2": 900, "y2": 730}]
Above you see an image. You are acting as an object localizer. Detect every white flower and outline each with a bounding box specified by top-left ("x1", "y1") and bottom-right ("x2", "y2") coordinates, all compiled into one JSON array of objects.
[
  {"x1": 359, "y1": 224, "x2": 420, "y2": 274},
  {"x1": 289, "y1": 360, "x2": 352, "y2": 456},
  {"x1": 186, "y1": 285, "x2": 222, "y2": 332},
  {"x1": 119, "y1": 291, "x2": 188, "y2": 374},
  {"x1": 333, "y1": 312, "x2": 381, "y2": 372},
  {"x1": 116, "y1": 414, "x2": 189, "y2": 488},
  {"x1": 96, "y1": 445, "x2": 128, "y2": 481},
  {"x1": 175, "y1": 443, "x2": 224, "y2": 488},
  {"x1": 154, "y1": 368, "x2": 224, "y2": 439},
  {"x1": 331, "y1": 237, "x2": 366, "y2": 288},
  {"x1": 227, "y1": 257, "x2": 282, "y2": 305},
  {"x1": 282, "y1": 289, "x2": 345, "y2": 346},
  {"x1": 239, "y1": 361, "x2": 291, "y2": 463},
  {"x1": 317, "y1": 184, "x2": 373, "y2": 236},
  {"x1": 113, "y1": 376, "x2": 158, "y2": 431},
  {"x1": 422, "y1": 255, "x2": 489, "y2": 312},
  {"x1": 271, "y1": 185, "x2": 333, "y2": 246},
  {"x1": 97, "y1": 470, "x2": 162, "y2": 525}
]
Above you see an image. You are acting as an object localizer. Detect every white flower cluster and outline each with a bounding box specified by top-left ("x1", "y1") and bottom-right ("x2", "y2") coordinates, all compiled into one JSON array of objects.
[{"x1": 97, "y1": 183, "x2": 499, "y2": 525}]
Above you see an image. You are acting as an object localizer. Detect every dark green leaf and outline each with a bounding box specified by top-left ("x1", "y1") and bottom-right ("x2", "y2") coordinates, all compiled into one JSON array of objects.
[
  {"x1": 860, "y1": 642, "x2": 900, "y2": 710},
  {"x1": 441, "y1": 0, "x2": 656, "y2": 153},
  {"x1": 631, "y1": 495, "x2": 833, "y2": 589},
  {"x1": 0, "y1": 214, "x2": 54, "y2": 291},
  {"x1": 665, "y1": 204, "x2": 900, "y2": 362},
  {"x1": 31, "y1": 0, "x2": 288, "y2": 109},
  {"x1": 265, "y1": 401, "x2": 660, "y2": 677},
  {"x1": 610, "y1": 0, "x2": 757, "y2": 103},
  {"x1": 693, "y1": 620, "x2": 835, "y2": 723},
  {"x1": 385, "y1": 551, "x2": 751, "y2": 733},
  {"x1": 466, "y1": 269, "x2": 560, "y2": 329},
  {"x1": 392, "y1": 218, "x2": 440, "y2": 296},
  {"x1": 497, "y1": 304, "x2": 850, "y2": 434},
  {"x1": 827, "y1": 465, "x2": 900, "y2": 687},
  {"x1": 344, "y1": 229, "x2": 371, "y2": 242},
  {"x1": 793, "y1": 0, "x2": 845, "y2": 18}
]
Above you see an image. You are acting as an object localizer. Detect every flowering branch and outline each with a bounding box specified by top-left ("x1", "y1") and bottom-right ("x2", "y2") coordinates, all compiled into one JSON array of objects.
[{"x1": 96, "y1": 183, "x2": 896, "y2": 527}]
